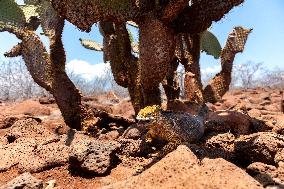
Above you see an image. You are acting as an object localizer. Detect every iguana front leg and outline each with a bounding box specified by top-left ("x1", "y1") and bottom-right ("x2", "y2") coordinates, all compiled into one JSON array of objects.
[{"x1": 154, "y1": 141, "x2": 181, "y2": 158}]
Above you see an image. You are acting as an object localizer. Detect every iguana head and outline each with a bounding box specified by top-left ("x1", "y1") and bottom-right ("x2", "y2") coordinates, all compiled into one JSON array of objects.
[{"x1": 136, "y1": 105, "x2": 162, "y2": 121}]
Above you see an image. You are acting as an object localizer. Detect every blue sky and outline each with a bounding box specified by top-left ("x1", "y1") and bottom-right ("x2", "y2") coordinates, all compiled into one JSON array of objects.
[
  {"x1": 201, "y1": 0, "x2": 284, "y2": 71},
  {"x1": 0, "y1": 0, "x2": 284, "y2": 76}
]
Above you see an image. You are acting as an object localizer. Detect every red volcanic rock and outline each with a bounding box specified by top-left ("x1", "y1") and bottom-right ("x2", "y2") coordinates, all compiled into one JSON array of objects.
[{"x1": 101, "y1": 145, "x2": 263, "y2": 189}]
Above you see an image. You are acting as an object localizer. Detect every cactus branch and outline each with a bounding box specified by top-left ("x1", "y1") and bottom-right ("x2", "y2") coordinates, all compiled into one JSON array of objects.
[
  {"x1": 51, "y1": 0, "x2": 151, "y2": 31},
  {"x1": 1, "y1": 1, "x2": 101, "y2": 133},
  {"x1": 203, "y1": 27, "x2": 252, "y2": 103},
  {"x1": 175, "y1": 33, "x2": 203, "y2": 103},
  {"x1": 4, "y1": 43, "x2": 22, "y2": 57},
  {"x1": 174, "y1": 0, "x2": 244, "y2": 33},
  {"x1": 181, "y1": 33, "x2": 204, "y2": 103},
  {"x1": 127, "y1": 21, "x2": 138, "y2": 28},
  {"x1": 80, "y1": 38, "x2": 103, "y2": 51},
  {"x1": 161, "y1": 0, "x2": 188, "y2": 22},
  {"x1": 162, "y1": 58, "x2": 180, "y2": 102},
  {"x1": 100, "y1": 21, "x2": 129, "y2": 88},
  {"x1": 1, "y1": 27, "x2": 53, "y2": 90},
  {"x1": 99, "y1": 21, "x2": 144, "y2": 114}
]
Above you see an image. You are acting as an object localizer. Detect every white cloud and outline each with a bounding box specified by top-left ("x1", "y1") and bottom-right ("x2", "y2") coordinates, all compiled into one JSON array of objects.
[
  {"x1": 15, "y1": 0, "x2": 24, "y2": 5},
  {"x1": 66, "y1": 59, "x2": 110, "y2": 80},
  {"x1": 201, "y1": 65, "x2": 221, "y2": 76}
]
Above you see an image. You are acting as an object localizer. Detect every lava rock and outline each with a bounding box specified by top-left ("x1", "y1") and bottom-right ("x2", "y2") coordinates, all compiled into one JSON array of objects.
[
  {"x1": 205, "y1": 111, "x2": 252, "y2": 135},
  {"x1": 0, "y1": 116, "x2": 19, "y2": 129},
  {"x1": 69, "y1": 135, "x2": 120, "y2": 175},
  {"x1": 200, "y1": 132, "x2": 236, "y2": 161},
  {"x1": 235, "y1": 132, "x2": 284, "y2": 165},
  {"x1": 0, "y1": 172, "x2": 43, "y2": 189},
  {"x1": 39, "y1": 96, "x2": 55, "y2": 104},
  {"x1": 5, "y1": 118, "x2": 55, "y2": 140},
  {"x1": 101, "y1": 145, "x2": 263, "y2": 189},
  {"x1": 122, "y1": 124, "x2": 146, "y2": 140}
]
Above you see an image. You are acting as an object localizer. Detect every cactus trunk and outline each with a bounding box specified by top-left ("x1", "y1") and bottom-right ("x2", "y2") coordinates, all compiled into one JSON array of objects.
[
  {"x1": 139, "y1": 16, "x2": 175, "y2": 106},
  {"x1": 48, "y1": 19, "x2": 99, "y2": 132},
  {"x1": 51, "y1": 72, "x2": 100, "y2": 131}
]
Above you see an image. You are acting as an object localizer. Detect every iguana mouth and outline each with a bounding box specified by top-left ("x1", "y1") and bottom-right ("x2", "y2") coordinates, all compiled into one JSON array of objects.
[{"x1": 136, "y1": 118, "x2": 151, "y2": 124}]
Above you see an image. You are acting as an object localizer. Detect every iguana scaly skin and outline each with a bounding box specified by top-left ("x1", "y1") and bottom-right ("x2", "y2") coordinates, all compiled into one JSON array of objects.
[{"x1": 137, "y1": 105, "x2": 207, "y2": 158}]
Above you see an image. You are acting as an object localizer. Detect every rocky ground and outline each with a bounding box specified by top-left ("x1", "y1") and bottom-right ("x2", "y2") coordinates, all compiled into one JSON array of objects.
[{"x1": 0, "y1": 88, "x2": 284, "y2": 189}]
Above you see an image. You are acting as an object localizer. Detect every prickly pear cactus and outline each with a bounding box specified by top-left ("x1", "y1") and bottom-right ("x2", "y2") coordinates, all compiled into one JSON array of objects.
[
  {"x1": 19, "y1": 4, "x2": 38, "y2": 22},
  {"x1": 0, "y1": 0, "x2": 26, "y2": 29},
  {"x1": 79, "y1": 21, "x2": 144, "y2": 114},
  {"x1": 4, "y1": 42, "x2": 22, "y2": 57},
  {"x1": 162, "y1": 59, "x2": 180, "y2": 102},
  {"x1": 203, "y1": 27, "x2": 252, "y2": 103},
  {"x1": 201, "y1": 30, "x2": 222, "y2": 59},
  {"x1": 184, "y1": 72, "x2": 204, "y2": 103},
  {"x1": 179, "y1": 27, "x2": 251, "y2": 104},
  {"x1": 80, "y1": 38, "x2": 103, "y2": 51},
  {"x1": 1, "y1": 0, "x2": 41, "y2": 57},
  {"x1": 175, "y1": 33, "x2": 204, "y2": 103},
  {"x1": 51, "y1": 0, "x2": 143, "y2": 31},
  {"x1": 24, "y1": 0, "x2": 40, "y2": 5},
  {"x1": 140, "y1": 16, "x2": 175, "y2": 106},
  {"x1": 0, "y1": 0, "x2": 100, "y2": 132},
  {"x1": 49, "y1": 0, "x2": 247, "y2": 109},
  {"x1": 173, "y1": 0, "x2": 245, "y2": 33}
]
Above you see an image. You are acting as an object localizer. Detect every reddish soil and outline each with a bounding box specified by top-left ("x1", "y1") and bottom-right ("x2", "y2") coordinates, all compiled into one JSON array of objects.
[{"x1": 0, "y1": 88, "x2": 284, "y2": 189}]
